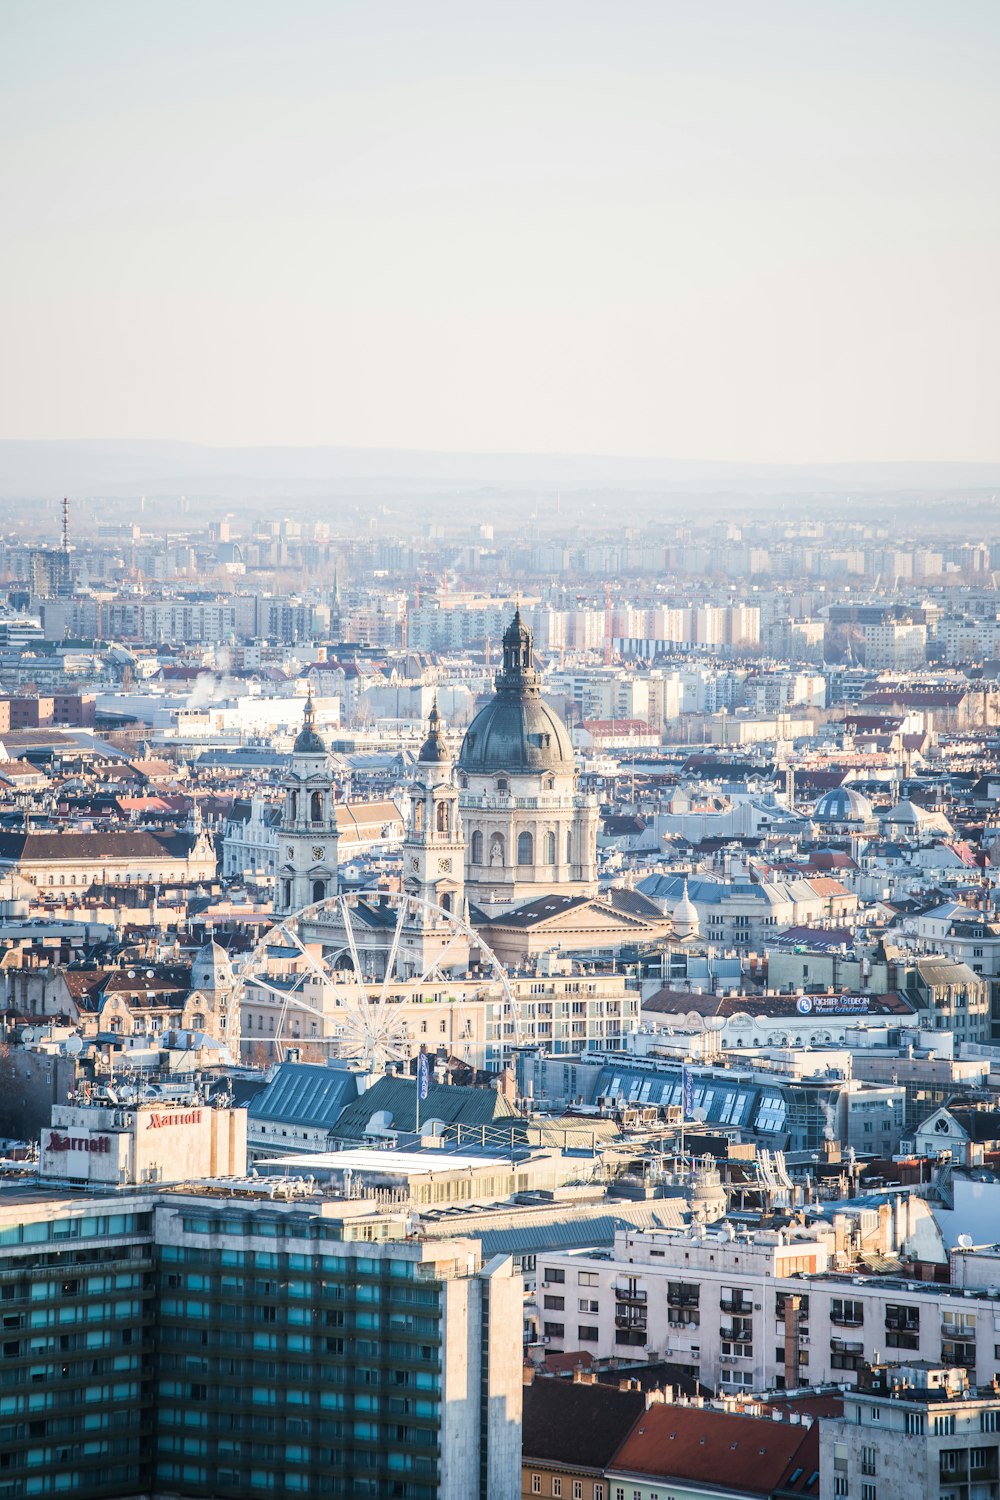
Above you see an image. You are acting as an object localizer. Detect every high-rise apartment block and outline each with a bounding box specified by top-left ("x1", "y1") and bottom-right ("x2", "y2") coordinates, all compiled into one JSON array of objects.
[{"x1": 0, "y1": 1188, "x2": 522, "y2": 1500}]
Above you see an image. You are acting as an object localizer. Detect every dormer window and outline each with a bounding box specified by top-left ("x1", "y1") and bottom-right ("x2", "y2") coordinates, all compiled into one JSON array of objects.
[{"x1": 497, "y1": 778, "x2": 509, "y2": 794}]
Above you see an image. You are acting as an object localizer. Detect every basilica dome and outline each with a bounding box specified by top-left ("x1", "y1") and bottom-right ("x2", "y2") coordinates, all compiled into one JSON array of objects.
[{"x1": 459, "y1": 609, "x2": 575, "y2": 775}]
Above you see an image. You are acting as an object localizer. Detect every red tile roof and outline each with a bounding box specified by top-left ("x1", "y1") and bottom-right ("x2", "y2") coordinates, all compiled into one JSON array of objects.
[{"x1": 610, "y1": 1404, "x2": 817, "y2": 1496}]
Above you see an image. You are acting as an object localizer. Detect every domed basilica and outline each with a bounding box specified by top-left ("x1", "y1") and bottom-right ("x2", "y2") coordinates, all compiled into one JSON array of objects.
[
  {"x1": 276, "y1": 610, "x2": 605, "y2": 935},
  {"x1": 276, "y1": 609, "x2": 665, "y2": 977},
  {"x1": 456, "y1": 609, "x2": 598, "y2": 916}
]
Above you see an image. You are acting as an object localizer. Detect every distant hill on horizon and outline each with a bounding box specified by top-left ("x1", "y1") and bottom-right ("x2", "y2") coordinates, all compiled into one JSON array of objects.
[{"x1": 0, "y1": 439, "x2": 997, "y2": 500}]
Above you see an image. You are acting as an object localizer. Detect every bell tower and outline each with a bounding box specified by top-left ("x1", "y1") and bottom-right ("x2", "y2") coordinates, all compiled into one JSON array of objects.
[
  {"x1": 402, "y1": 702, "x2": 465, "y2": 918},
  {"x1": 276, "y1": 692, "x2": 339, "y2": 915},
  {"x1": 398, "y1": 702, "x2": 469, "y2": 977}
]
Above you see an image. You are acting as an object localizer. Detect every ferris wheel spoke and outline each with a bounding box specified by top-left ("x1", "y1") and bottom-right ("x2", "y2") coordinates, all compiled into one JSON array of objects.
[
  {"x1": 413, "y1": 926, "x2": 466, "y2": 987},
  {"x1": 246, "y1": 973, "x2": 313, "y2": 1008},
  {"x1": 378, "y1": 899, "x2": 409, "y2": 1005},
  {"x1": 339, "y1": 897, "x2": 375, "y2": 1032},
  {"x1": 275, "y1": 922, "x2": 342, "y2": 990}
]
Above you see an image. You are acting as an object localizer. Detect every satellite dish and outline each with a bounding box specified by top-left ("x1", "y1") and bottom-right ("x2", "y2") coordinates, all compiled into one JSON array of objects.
[
  {"x1": 957, "y1": 1234, "x2": 974, "y2": 1249},
  {"x1": 62, "y1": 1036, "x2": 84, "y2": 1057},
  {"x1": 20, "y1": 1028, "x2": 35, "y2": 1044},
  {"x1": 692, "y1": 1107, "x2": 708, "y2": 1122}
]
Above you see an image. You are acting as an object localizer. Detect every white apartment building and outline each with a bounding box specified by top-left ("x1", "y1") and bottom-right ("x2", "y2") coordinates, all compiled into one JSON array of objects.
[
  {"x1": 938, "y1": 615, "x2": 1000, "y2": 665},
  {"x1": 820, "y1": 1363, "x2": 1000, "y2": 1500},
  {"x1": 864, "y1": 621, "x2": 928, "y2": 670},
  {"x1": 529, "y1": 1208, "x2": 1000, "y2": 1397},
  {"x1": 638, "y1": 871, "x2": 859, "y2": 952}
]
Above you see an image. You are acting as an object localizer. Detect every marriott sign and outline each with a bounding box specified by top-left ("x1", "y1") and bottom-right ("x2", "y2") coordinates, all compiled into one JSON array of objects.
[{"x1": 44, "y1": 1132, "x2": 111, "y2": 1154}]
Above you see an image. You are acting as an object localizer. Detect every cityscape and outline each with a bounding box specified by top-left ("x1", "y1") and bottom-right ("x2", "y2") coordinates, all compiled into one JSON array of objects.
[{"x1": 2, "y1": 4, "x2": 1000, "y2": 1500}]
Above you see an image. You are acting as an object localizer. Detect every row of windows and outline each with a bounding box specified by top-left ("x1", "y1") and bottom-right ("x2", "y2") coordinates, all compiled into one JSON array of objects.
[
  {"x1": 469, "y1": 830, "x2": 570, "y2": 865},
  {"x1": 530, "y1": 1478, "x2": 599, "y2": 1498},
  {"x1": 0, "y1": 1216, "x2": 150, "y2": 1248},
  {"x1": 33, "y1": 870, "x2": 174, "y2": 886}
]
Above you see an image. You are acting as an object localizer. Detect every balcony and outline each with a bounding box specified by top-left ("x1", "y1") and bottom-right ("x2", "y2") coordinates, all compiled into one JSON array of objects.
[
  {"x1": 615, "y1": 1312, "x2": 648, "y2": 1330},
  {"x1": 613, "y1": 1285, "x2": 647, "y2": 1304},
  {"x1": 720, "y1": 1326, "x2": 753, "y2": 1345},
  {"x1": 720, "y1": 1297, "x2": 753, "y2": 1315}
]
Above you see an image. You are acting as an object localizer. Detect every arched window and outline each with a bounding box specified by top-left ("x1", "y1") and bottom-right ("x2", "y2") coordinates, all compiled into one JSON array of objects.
[
  {"x1": 497, "y1": 778, "x2": 509, "y2": 795},
  {"x1": 544, "y1": 831, "x2": 556, "y2": 864},
  {"x1": 436, "y1": 802, "x2": 449, "y2": 834},
  {"x1": 310, "y1": 790, "x2": 322, "y2": 823},
  {"x1": 441, "y1": 892, "x2": 452, "y2": 914},
  {"x1": 290, "y1": 790, "x2": 298, "y2": 820},
  {"x1": 470, "y1": 830, "x2": 483, "y2": 865},
  {"x1": 517, "y1": 831, "x2": 533, "y2": 866},
  {"x1": 414, "y1": 801, "x2": 424, "y2": 833},
  {"x1": 565, "y1": 830, "x2": 572, "y2": 862},
  {"x1": 312, "y1": 879, "x2": 326, "y2": 904},
  {"x1": 282, "y1": 880, "x2": 291, "y2": 909}
]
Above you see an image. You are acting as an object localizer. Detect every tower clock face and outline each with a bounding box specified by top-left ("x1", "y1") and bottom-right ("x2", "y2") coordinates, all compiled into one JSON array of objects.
[{"x1": 312, "y1": 846, "x2": 325, "y2": 860}]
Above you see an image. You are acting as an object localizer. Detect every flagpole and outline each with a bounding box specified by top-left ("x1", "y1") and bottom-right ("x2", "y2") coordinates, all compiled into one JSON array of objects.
[{"x1": 416, "y1": 1045, "x2": 428, "y2": 1142}]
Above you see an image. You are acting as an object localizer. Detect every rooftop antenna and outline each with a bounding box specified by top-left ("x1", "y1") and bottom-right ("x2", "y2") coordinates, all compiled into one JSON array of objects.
[{"x1": 61, "y1": 497, "x2": 70, "y2": 554}]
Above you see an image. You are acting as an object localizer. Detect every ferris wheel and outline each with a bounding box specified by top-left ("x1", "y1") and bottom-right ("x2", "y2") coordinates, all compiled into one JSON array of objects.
[{"x1": 234, "y1": 890, "x2": 521, "y2": 1073}]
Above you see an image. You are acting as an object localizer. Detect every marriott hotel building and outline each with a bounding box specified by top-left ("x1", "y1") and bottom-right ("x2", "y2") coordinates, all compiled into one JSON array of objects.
[{"x1": 0, "y1": 1183, "x2": 522, "y2": 1500}]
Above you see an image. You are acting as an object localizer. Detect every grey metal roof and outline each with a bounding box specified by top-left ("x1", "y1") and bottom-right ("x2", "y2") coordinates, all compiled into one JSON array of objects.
[
  {"x1": 419, "y1": 1197, "x2": 688, "y2": 1257},
  {"x1": 329, "y1": 1074, "x2": 519, "y2": 1140},
  {"x1": 248, "y1": 1062, "x2": 361, "y2": 1128}
]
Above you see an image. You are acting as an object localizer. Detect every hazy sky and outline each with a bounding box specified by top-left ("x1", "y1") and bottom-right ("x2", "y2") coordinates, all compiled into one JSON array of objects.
[{"x1": 1, "y1": 1, "x2": 997, "y2": 462}]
